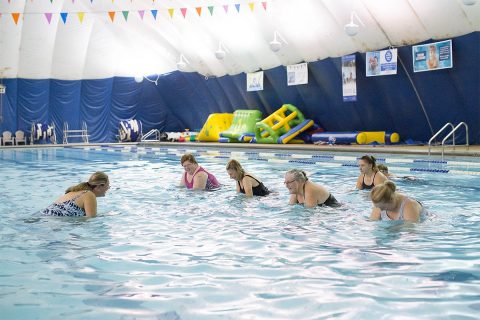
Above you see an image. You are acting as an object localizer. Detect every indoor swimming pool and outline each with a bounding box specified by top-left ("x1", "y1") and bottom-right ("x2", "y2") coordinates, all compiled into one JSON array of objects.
[{"x1": 1, "y1": 146, "x2": 479, "y2": 320}]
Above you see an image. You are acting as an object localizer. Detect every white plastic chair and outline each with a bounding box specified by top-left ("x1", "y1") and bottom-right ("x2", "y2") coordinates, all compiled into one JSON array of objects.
[
  {"x1": 2, "y1": 131, "x2": 15, "y2": 146},
  {"x1": 15, "y1": 130, "x2": 27, "y2": 145}
]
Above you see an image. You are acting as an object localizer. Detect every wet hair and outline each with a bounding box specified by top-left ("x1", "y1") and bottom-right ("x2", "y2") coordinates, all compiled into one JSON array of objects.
[
  {"x1": 181, "y1": 153, "x2": 197, "y2": 165},
  {"x1": 370, "y1": 180, "x2": 396, "y2": 203},
  {"x1": 360, "y1": 155, "x2": 378, "y2": 172},
  {"x1": 377, "y1": 164, "x2": 388, "y2": 173},
  {"x1": 286, "y1": 169, "x2": 308, "y2": 182},
  {"x1": 226, "y1": 159, "x2": 245, "y2": 180},
  {"x1": 65, "y1": 171, "x2": 109, "y2": 194}
]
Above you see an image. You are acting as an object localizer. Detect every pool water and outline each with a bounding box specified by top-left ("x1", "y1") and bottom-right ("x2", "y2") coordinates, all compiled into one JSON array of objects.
[{"x1": 1, "y1": 147, "x2": 479, "y2": 320}]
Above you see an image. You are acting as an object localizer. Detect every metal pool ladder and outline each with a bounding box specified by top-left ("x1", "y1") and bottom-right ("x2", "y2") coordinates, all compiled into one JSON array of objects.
[
  {"x1": 141, "y1": 129, "x2": 161, "y2": 142},
  {"x1": 428, "y1": 122, "x2": 469, "y2": 159}
]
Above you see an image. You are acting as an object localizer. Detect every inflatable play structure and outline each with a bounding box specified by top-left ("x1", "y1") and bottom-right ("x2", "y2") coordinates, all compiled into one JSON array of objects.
[
  {"x1": 196, "y1": 113, "x2": 234, "y2": 142},
  {"x1": 254, "y1": 104, "x2": 314, "y2": 144},
  {"x1": 31, "y1": 123, "x2": 56, "y2": 144},
  {"x1": 219, "y1": 109, "x2": 262, "y2": 142},
  {"x1": 312, "y1": 131, "x2": 400, "y2": 145},
  {"x1": 119, "y1": 119, "x2": 143, "y2": 142}
]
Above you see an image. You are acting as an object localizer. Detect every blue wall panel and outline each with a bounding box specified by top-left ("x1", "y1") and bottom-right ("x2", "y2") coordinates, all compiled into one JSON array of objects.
[{"x1": 0, "y1": 32, "x2": 478, "y2": 144}]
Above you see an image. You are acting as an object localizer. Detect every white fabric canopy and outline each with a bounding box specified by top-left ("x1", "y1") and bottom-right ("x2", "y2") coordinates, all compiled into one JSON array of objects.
[{"x1": 1, "y1": 0, "x2": 479, "y2": 79}]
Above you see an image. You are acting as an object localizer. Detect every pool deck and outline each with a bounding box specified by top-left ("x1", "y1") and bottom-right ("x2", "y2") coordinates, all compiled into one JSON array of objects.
[{"x1": 2, "y1": 142, "x2": 479, "y2": 158}]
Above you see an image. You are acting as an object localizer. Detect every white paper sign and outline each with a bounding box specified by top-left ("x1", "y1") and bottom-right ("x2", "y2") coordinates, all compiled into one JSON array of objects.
[
  {"x1": 287, "y1": 63, "x2": 308, "y2": 86},
  {"x1": 246, "y1": 71, "x2": 264, "y2": 91}
]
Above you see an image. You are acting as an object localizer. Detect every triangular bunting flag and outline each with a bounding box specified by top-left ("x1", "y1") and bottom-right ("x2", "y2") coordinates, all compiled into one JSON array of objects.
[
  {"x1": 8, "y1": 0, "x2": 11, "y2": 4},
  {"x1": 235, "y1": 4, "x2": 241, "y2": 13},
  {"x1": 77, "y1": 12, "x2": 85, "y2": 23},
  {"x1": 180, "y1": 8, "x2": 187, "y2": 18},
  {"x1": 72, "y1": 0, "x2": 75, "y2": 3},
  {"x1": 195, "y1": 7, "x2": 202, "y2": 17},
  {"x1": 50, "y1": 0, "x2": 54, "y2": 3},
  {"x1": 45, "y1": 13, "x2": 52, "y2": 24},
  {"x1": 60, "y1": 12, "x2": 68, "y2": 24},
  {"x1": 248, "y1": 3, "x2": 254, "y2": 12},
  {"x1": 112, "y1": 0, "x2": 114, "y2": 3},
  {"x1": 208, "y1": 6, "x2": 214, "y2": 16},
  {"x1": 108, "y1": 11, "x2": 115, "y2": 22},
  {"x1": 223, "y1": 5, "x2": 229, "y2": 13},
  {"x1": 151, "y1": 10, "x2": 157, "y2": 20},
  {"x1": 168, "y1": 8, "x2": 174, "y2": 18},
  {"x1": 0, "y1": 13, "x2": 2, "y2": 19},
  {"x1": 138, "y1": 10, "x2": 145, "y2": 20},
  {"x1": 262, "y1": 2, "x2": 267, "y2": 10},
  {"x1": 122, "y1": 11, "x2": 129, "y2": 21},
  {"x1": 90, "y1": 0, "x2": 93, "y2": 3},
  {"x1": 12, "y1": 13, "x2": 20, "y2": 25}
]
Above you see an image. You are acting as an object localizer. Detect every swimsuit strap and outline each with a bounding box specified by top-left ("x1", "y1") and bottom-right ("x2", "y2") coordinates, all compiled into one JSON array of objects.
[{"x1": 71, "y1": 190, "x2": 89, "y2": 201}]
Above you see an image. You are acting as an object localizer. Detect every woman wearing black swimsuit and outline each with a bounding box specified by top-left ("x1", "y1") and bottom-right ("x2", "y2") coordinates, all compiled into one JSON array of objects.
[
  {"x1": 226, "y1": 159, "x2": 270, "y2": 197},
  {"x1": 285, "y1": 169, "x2": 340, "y2": 208},
  {"x1": 355, "y1": 155, "x2": 387, "y2": 190}
]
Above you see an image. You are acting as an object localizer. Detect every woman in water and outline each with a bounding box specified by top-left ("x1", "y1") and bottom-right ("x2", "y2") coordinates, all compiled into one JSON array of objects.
[
  {"x1": 41, "y1": 171, "x2": 110, "y2": 217},
  {"x1": 356, "y1": 155, "x2": 387, "y2": 190},
  {"x1": 179, "y1": 153, "x2": 220, "y2": 190},
  {"x1": 226, "y1": 159, "x2": 270, "y2": 197},
  {"x1": 285, "y1": 169, "x2": 340, "y2": 208},
  {"x1": 370, "y1": 180, "x2": 426, "y2": 222}
]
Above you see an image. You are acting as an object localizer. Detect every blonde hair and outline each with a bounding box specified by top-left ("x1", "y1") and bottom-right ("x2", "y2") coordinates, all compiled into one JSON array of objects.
[
  {"x1": 65, "y1": 171, "x2": 109, "y2": 194},
  {"x1": 370, "y1": 180, "x2": 396, "y2": 203},
  {"x1": 377, "y1": 164, "x2": 388, "y2": 173},
  {"x1": 181, "y1": 153, "x2": 197, "y2": 165},
  {"x1": 226, "y1": 159, "x2": 245, "y2": 179},
  {"x1": 286, "y1": 169, "x2": 308, "y2": 182}
]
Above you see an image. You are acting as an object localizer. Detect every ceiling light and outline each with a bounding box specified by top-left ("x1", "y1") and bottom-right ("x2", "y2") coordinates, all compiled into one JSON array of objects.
[
  {"x1": 270, "y1": 31, "x2": 288, "y2": 52},
  {"x1": 344, "y1": 11, "x2": 364, "y2": 37},
  {"x1": 215, "y1": 42, "x2": 229, "y2": 60},
  {"x1": 462, "y1": 0, "x2": 476, "y2": 5},
  {"x1": 176, "y1": 54, "x2": 190, "y2": 71}
]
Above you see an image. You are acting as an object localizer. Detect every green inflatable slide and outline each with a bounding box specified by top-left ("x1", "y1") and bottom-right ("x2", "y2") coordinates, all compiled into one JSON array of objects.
[{"x1": 220, "y1": 109, "x2": 262, "y2": 142}]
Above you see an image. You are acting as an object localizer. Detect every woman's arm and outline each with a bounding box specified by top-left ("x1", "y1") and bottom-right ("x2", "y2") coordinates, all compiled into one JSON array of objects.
[
  {"x1": 289, "y1": 194, "x2": 298, "y2": 205},
  {"x1": 242, "y1": 177, "x2": 254, "y2": 197},
  {"x1": 193, "y1": 171, "x2": 208, "y2": 190},
  {"x1": 356, "y1": 175, "x2": 363, "y2": 189},
  {"x1": 370, "y1": 207, "x2": 381, "y2": 220},
  {"x1": 83, "y1": 192, "x2": 97, "y2": 217},
  {"x1": 179, "y1": 172, "x2": 186, "y2": 187}
]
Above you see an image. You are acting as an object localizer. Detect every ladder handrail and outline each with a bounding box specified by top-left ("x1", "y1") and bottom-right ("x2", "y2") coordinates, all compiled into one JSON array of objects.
[
  {"x1": 441, "y1": 122, "x2": 469, "y2": 159},
  {"x1": 428, "y1": 122, "x2": 454, "y2": 156},
  {"x1": 141, "y1": 129, "x2": 160, "y2": 141}
]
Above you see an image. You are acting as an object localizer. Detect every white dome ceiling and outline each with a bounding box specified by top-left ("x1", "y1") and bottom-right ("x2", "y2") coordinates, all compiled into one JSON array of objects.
[{"x1": 0, "y1": 0, "x2": 479, "y2": 79}]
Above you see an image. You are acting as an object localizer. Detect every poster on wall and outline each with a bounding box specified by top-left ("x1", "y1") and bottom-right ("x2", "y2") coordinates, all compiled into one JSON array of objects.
[
  {"x1": 366, "y1": 48, "x2": 398, "y2": 76},
  {"x1": 412, "y1": 39, "x2": 452, "y2": 72},
  {"x1": 342, "y1": 54, "x2": 357, "y2": 102},
  {"x1": 287, "y1": 62, "x2": 308, "y2": 86},
  {"x1": 246, "y1": 71, "x2": 264, "y2": 91}
]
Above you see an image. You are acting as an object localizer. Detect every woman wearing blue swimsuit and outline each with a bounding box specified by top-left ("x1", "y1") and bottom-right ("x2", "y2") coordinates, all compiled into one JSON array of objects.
[
  {"x1": 370, "y1": 180, "x2": 426, "y2": 222},
  {"x1": 40, "y1": 171, "x2": 110, "y2": 217}
]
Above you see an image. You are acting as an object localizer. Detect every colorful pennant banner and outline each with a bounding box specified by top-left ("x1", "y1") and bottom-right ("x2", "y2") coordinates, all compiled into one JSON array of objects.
[{"x1": 1, "y1": 1, "x2": 268, "y2": 25}]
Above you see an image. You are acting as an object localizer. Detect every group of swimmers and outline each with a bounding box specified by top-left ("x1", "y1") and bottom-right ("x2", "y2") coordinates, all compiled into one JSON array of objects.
[{"x1": 41, "y1": 154, "x2": 426, "y2": 222}]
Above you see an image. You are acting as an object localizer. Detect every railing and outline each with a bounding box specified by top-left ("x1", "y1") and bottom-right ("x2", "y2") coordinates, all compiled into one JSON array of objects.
[
  {"x1": 441, "y1": 122, "x2": 469, "y2": 160},
  {"x1": 63, "y1": 121, "x2": 89, "y2": 144},
  {"x1": 141, "y1": 129, "x2": 161, "y2": 142},
  {"x1": 428, "y1": 122, "x2": 454, "y2": 156}
]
